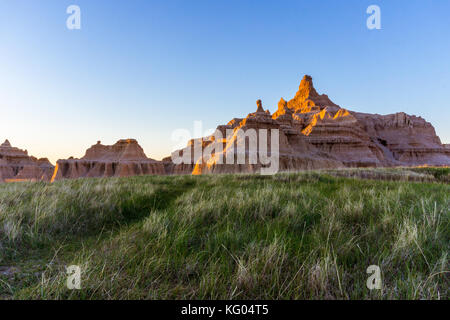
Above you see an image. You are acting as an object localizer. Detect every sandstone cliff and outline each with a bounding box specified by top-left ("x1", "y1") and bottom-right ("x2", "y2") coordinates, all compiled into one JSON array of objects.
[
  {"x1": 184, "y1": 99, "x2": 342, "y2": 175},
  {"x1": 51, "y1": 139, "x2": 167, "y2": 181},
  {"x1": 9, "y1": 74, "x2": 448, "y2": 182},
  {"x1": 171, "y1": 75, "x2": 449, "y2": 174},
  {"x1": 0, "y1": 140, "x2": 54, "y2": 182}
]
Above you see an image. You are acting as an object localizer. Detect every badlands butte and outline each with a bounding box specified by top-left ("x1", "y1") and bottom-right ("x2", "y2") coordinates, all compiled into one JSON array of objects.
[{"x1": 1, "y1": 75, "x2": 449, "y2": 183}]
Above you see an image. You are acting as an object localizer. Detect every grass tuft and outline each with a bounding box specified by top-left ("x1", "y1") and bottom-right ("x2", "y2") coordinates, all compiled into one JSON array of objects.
[{"x1": 0, "y1": 168, "x2": 448, "y2": 299}]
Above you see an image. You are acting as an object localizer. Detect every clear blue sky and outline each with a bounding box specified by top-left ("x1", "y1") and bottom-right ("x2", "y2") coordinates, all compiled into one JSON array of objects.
[{"x1": 1, "y1": 0, "x2": 449, "y2": 163}]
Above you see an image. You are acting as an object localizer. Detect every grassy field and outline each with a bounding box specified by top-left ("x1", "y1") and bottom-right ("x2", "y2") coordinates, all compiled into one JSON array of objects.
[{"x1": 0, "y1": 168, "x2": 448, "y2": 300}]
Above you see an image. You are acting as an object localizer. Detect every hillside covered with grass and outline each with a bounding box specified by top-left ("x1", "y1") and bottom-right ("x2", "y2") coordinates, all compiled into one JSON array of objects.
[{"x1": 0, "y1": 168, "x2": 448, "y2": 299}]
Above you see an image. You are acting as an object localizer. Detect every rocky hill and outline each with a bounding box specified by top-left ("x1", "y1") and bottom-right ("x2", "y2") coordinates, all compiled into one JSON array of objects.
[
  {"x1": 169, "y1": 75, "x2": 449, "y2": 175},
  {"x1": 0, "y1": 140, "x2": 54, "y2": 182},
  {"x1": 51, "y1": 139, "x2": 168, "y2": 181},
  {"x1": 3, "y1": 75, "x2": 449, "y2": 182}
]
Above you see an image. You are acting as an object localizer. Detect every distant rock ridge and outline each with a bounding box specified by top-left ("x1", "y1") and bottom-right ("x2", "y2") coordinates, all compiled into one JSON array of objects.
[
  {"x1": 0, "y1": 140, "x2": 54, "y2": 182},
  {"x1": 82, "y1": 139, "x2": 149, "y2": 161},
  {"x1": 3, "y1": 75, "x2": 449, "y2": 183},
  {"x1": 51, "y1": 139, "x2": 167, "y2": 181}
]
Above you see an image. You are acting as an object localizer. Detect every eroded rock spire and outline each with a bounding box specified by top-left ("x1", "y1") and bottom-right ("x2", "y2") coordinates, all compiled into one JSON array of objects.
[
  {"x1": 256, "y1": 99, "x2": 265, "y2": 113},
  {"x1": 287, "y1": 75, "x2": 338, "y2": 112}
]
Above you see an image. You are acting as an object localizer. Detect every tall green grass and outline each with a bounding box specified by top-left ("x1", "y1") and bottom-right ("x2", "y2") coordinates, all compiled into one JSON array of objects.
[{"x1": 0, "y1": 169, "x2": 448, "y2": 299}]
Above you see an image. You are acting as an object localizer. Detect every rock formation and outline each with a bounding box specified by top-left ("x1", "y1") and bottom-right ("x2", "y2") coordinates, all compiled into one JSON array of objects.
[
  {"x1": 171, "y1": 75, "x2": 450, "y2": 174},
  {"x1": 0, "y1": 140, "x2": 54, "y2": 182},
  {"x1": 352, "y1": 112, "x2": 449, "y2": 166},
  {"x1": 5, "y1": 74, "x2": 448, "y2": 182},
  {"x1": 174, "y1": 99, "x2": 342, "y2": 175},
  {"x1": 51, "y1": 139, "x2": 167, "y2": 181}
]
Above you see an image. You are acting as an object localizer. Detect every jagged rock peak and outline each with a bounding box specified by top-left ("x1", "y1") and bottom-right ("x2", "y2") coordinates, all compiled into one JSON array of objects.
[
  {"x1": 287, "y1": 75, "x2": 338, "y2": 112},
  {"x1": 1, "y1": 139, "x2": 11, "y2": 148},
  {"x1": 256, "y1": 99, "x2": 265, "y2": 113},
  {"x1": 272, "y1": 98, "x2": 293, "y2": 119},
  {"x1": 296, "y1": 75, "x2": 319, "y2": 101},
  {"x1": 278, "y1": 98, "x2": 291, "y2": 113}
]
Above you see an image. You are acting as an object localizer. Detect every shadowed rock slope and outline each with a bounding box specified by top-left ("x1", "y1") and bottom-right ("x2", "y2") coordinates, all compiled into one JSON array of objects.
[{"x1": 0, "y1": 140, "x2": 54, "y2": 182}]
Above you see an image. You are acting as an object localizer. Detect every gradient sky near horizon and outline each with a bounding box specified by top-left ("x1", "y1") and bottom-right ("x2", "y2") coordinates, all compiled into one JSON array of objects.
[{"x1": 1, "y1": 0, "x2": 449, "y2": 164}]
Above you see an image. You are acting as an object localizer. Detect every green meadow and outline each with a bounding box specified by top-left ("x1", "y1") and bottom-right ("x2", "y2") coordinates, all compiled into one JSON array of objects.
[{"x1": 0, "y1": 168, "x2": 448, "y2": 299}]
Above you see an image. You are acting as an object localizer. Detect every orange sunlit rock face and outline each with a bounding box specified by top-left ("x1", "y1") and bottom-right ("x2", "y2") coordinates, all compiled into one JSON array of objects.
[
  {"x1": 6, "y1": 74, "x2": 448, "y2": 183},
  {"x1": 171, "y1": 75, "x2": 450, "y2": 174},
  {"x1": 287, "y1": 75, "x2": 338, "y2": 112}
]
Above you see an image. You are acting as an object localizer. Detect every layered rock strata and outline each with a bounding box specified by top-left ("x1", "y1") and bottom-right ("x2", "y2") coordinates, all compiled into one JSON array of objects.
[
  {"x1": 0, "y1": 140, "x2": 54, "y2": 182},
  {"x1": 7, "y1": 74, "x2": 448, "y2": 182},
  {"x1": 51, "y1": 139, "x2": 167, "y2": 181},
  {"x1": 171, "y1": 75, "x2": 449, "y2": 174}
]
